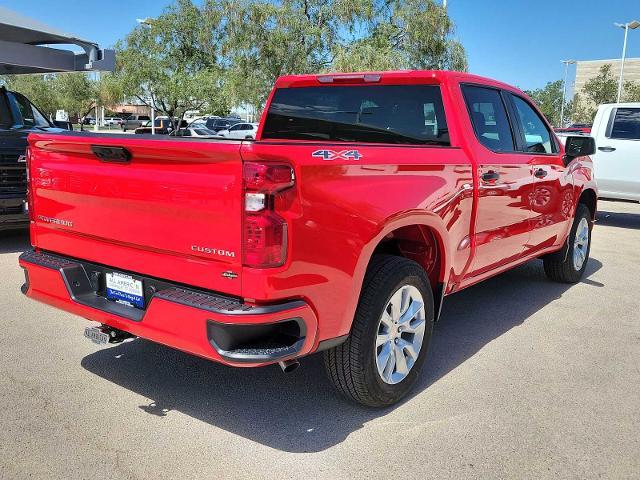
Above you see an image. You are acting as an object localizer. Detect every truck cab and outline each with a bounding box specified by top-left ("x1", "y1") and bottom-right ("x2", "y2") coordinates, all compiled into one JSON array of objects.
[
  {"x1": 0, "y1": 86, "x2": 64, "y2": 231},
  {"x1": 590, "y1": 102, "x2": 640, "y2": 202}
]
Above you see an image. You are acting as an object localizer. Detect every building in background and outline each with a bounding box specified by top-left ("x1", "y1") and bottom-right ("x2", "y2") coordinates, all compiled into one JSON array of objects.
[{"x1": 574, "y1": 58, "x2": 640, "y2": 95}]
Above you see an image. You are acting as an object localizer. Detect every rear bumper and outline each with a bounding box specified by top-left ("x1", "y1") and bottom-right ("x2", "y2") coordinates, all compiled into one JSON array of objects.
[{"x1": 19, "y1": 250, "x2": 318, "y2": 367}]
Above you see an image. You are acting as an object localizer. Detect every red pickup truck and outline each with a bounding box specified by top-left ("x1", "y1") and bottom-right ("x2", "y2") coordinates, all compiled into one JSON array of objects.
[{"x1": 19, "y1": 71, "x2": 597, "y2": 407}]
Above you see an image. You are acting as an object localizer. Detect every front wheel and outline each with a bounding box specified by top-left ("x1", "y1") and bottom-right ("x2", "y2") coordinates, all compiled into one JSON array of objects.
[
  {"x1": 324, "y1": 255, "x2": 434, "y2": 407},
  {"x1": 543, "y1": 204, "x2": 592, "y2": 283}
]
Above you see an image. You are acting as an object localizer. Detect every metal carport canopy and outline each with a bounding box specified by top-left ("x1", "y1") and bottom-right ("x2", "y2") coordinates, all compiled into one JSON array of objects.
[{"x1": 0, "y1": 6, "x2": 114, "y2": 74}]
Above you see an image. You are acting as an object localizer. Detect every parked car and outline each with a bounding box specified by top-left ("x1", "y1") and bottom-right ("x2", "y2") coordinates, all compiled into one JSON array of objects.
[
  {"x1": 121, "y1": 115, "x2": 151, "y2": 131},
  {"x1": 20, "y1": 71, "x2": 597, "y2": 407},
  {"x1": 554, "y1": 123, "x2": 592, "y2": 135},
  {"x1": 590, "y1": 103, "x2": 640, "y2": 202},
  {"x1": 195, "y1": 116, "x2": 242, "y2": 132},
  {"x1": 217, "y1": 122, "x2": 258, "y2": 139},
  {"x1": 169, "y1": 127, "x2": 218, "y2": 137},
  {"x1": 80, "y1": 116, "x2": 96, "y2": 126},
  {"x1": 134, "y1": 118, "x2": 187, "y2": 135},
  {"x1": 104, "y1": 117, "x2": 122, "y2": 127},
  {"x1": 0, "y1": 86, "x2": 66, "y2": 231}
]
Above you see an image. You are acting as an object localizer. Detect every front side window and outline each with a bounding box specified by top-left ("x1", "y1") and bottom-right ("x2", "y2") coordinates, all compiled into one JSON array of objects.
[
  {"x1": 511, "y1": 95, "x2": 556, "y2": 154},
  {"x1": 462, "y1": 85, "x2": 514, "y2": 152},
  {"x1": 609, "y1": 108, "x2": 640, "y2": 140},
  {"x1": 262, "y1": 85, "x2": 449, "y2": 145}
]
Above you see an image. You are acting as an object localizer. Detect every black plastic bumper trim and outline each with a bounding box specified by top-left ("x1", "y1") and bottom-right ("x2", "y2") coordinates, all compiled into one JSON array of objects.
[
  {"x1": 316, "y1": 334, "x2": 349, "y2": 352},
  {"x1": 206, "y1": 317, "x2": 307, "y2": 363},
  {"x1": 19, "y1": 249, "x2": 306, "y2": 321}
]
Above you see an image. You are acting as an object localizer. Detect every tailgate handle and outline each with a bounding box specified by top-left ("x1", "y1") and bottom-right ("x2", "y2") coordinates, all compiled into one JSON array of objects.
[{"x1": 91, "y1": 145, "x2": 132, "y2": 163}]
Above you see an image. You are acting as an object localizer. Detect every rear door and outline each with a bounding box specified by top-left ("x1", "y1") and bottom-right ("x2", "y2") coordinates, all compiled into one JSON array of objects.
[
  {"x1": 461, "y1": 85, "x2": 534, "y2": 276},
  {"x1": 593, "y1": 106, "x2": 640, "y2": 201}
]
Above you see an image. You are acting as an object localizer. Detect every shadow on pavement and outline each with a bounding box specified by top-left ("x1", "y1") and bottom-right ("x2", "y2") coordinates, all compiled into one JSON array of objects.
[
  {"x1": 81, "y1": 258, "x2": 602, "y2": 453},
  {"x1": 0, "y1": 229, "x2": 30, "y2": 254},
  {"x1": 596, "y1": 209, "x2": 640, "y2": 230}
]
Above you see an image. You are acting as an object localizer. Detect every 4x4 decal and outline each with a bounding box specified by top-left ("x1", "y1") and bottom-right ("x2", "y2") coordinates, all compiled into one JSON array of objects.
[{"x1": 312, "y1": 149, "x2": 362, "y2": 161}]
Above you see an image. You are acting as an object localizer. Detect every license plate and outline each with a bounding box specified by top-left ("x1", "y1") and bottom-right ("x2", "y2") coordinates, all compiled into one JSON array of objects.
[
  {"x1": 84, "y1": 326, "x2": 109, "y2": 345},
  {"x1": 105, "y1": 272, "x2": 144, "y2": 308}
]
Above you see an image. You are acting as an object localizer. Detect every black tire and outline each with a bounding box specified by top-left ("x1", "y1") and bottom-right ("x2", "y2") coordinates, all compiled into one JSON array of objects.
[
  {"x1": 543, "y1": 204, "x2": 592, "y2": 283},
  {"x1": 324, "y1": 255, "x2": 434, "y2": 407}
]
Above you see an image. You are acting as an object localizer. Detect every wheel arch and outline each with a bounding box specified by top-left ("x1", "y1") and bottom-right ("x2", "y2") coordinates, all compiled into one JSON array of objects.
[
  {"x1": 352, "y1": 212, "x2": 451, "y2": 324},
  {"x1": 578, "y1": 188, "x2": 597, "y2": 220}
]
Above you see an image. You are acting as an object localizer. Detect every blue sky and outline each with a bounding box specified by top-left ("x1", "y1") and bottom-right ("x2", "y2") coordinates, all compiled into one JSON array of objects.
[{"x1": 2, "y1": 0, "x2": 640, "y2": 91}]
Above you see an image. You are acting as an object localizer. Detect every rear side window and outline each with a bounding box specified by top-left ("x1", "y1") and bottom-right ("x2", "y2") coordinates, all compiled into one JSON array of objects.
[
  {"x1": 609, "y1": 108, "x2": 640, "y2": 140},
  {"x1": 510, "y1": 95, "x2": 556, "y2": 154},
  {"x1": 462, "y1": 85, "x2": 514, "y2": 152},
  {"x1": 262, "y1": 85, "x2": 449, "y2": 145}
]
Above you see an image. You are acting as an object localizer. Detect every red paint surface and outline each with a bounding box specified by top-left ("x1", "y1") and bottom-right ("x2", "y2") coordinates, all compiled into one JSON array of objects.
[{"x1": 21, "y1": 71, "x2": 597, "y2": 366}]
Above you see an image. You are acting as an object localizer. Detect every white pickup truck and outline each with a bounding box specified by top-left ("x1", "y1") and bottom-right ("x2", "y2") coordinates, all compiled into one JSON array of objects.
[{"x1": 590, "y1": 103, "x2": 640, "y2": 202}]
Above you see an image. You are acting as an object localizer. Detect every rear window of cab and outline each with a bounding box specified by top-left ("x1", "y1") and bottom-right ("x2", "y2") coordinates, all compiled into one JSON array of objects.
[{"x1": 262, "y1": 85, "x2": 449, "y2": 145}]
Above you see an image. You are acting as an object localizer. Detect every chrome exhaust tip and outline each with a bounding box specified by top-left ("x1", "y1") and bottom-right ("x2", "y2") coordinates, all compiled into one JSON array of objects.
[{"x1": 278, "y1": 359, "x2": 300, "y2": 373}]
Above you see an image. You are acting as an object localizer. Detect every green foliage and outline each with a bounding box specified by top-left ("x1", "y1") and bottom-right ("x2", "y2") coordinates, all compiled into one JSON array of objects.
[
  {"x1": 0, "y1": 74, "x2": 60, "y2": 117},
  {"x1": 113, "y1": 0, "x2": 467, "y2": 114},
  {"x1": 53, "y1": 73, "x2": 99, "y2": 120},
  {"x1": 524, "y1": 80, "x2": 563, "y2": 126},
  {"x1": 5, "y1": 0, "x2": 468, "y2": 120},
  {"x1": 112, "y1": 0, "x2": 229, "y2": 125},
  {"x1": 582, "y1": 64, "x2": 617, "y2": 108},
  {"x1": 623, "y1": 80, "x2": 640, "y2": 102}
]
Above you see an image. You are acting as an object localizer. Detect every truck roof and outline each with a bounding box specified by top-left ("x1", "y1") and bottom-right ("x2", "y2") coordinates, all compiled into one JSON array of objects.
[{"x1": 274, "y1": 70, "x2": 523, "y2": 94}]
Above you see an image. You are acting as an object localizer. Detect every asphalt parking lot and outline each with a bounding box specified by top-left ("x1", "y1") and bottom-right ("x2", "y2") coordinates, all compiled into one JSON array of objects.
[{"x1": 0, "y1": 201, "x2": 638, "y2": 480}]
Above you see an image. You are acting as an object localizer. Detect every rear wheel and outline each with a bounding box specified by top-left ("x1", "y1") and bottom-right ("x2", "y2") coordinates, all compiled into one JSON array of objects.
[
  {"x1": 324, "y1": 255, "x2": 434, "y2": 407},
  {"x1": 543, "y1": 204, "x2": 592, "y2": 283}
]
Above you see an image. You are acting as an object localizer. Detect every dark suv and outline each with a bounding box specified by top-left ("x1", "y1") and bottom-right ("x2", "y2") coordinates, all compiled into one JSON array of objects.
[
  {"x1": 194, "y1": 116, "x2": 241, "y2": 132},
  {"x1": 0, "y1": 86, "x2": 64, "y2": 231}
]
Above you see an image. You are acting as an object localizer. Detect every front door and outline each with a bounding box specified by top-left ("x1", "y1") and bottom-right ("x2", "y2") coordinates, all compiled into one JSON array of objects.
[{"x1": 504, "y1": 93, "x2": 573, "y2": 254}]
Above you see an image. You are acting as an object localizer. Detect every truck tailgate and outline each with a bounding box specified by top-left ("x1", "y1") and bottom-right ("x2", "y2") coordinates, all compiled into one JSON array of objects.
[{"x1": 28, "y1": 133, "x2": 244, "y2": 296}]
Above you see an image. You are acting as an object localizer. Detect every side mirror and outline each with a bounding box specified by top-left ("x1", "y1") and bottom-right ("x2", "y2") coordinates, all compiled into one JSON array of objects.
[{"x1": 563, "y1": 135, "x2": 595, "y2": 166}]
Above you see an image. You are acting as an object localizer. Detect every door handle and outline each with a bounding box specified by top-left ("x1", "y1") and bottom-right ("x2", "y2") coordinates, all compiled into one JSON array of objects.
[
  {"x1": 597, "y1": 146, "x2": 616, "y2": 152},
  {"x1": 534, "y1": 168, "x2": 548, "y2": 179},
  {"x1": 481, "y1": 171, "x2": 500, "y2": 182}
]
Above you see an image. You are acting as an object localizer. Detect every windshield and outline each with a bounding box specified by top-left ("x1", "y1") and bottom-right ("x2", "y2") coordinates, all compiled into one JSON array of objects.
[
  {"x1": 262, "y1": 85, "x2": 449, "y2": 145},
  {"x1": 9, "y1": 92, "x2": 51, "y2": 128}
]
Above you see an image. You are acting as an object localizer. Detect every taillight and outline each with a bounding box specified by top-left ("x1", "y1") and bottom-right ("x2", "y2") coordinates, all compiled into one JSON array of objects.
[
  {"x1": 25, "y1": 146, "x2": 34, "y2": 221},
  {"x1": 243, "y1": 162, "x2": 294, "y2": 268}
]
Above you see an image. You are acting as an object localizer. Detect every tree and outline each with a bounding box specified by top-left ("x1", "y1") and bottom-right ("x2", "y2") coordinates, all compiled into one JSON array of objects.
[
  {"x1": 113, "y1": 0, "x2": 229, "y2": 127},
  {"x1": 524, "y1": 80, "x2": 563, "y2": 126},
  {"x1": 218, "y1": 0, "x2": 467, "y2": 111},
  {"x1": 334, "y1": 0, "x2": 467, "y2": 72},
  {"x1": 623, "y1": 80, "x2": 640, "y2": 102},
  {"x1": 52, "y1": 73, "x2": 100, "y2": 130},
  {"x1": 568, "y1": 64, "x2": 617, "y2": 123},
  {"x1": 0, "y1": 74, "x2": 60, "y2": 117}
]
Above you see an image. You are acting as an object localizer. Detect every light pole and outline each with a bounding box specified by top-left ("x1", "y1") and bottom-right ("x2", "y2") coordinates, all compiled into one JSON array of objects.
[
  {"x1": 614, "y1": 20, "x2": 640, "y2": 103},
  {"x1": 560, "y1": 59, "x2": 576, "y2": 127}
]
